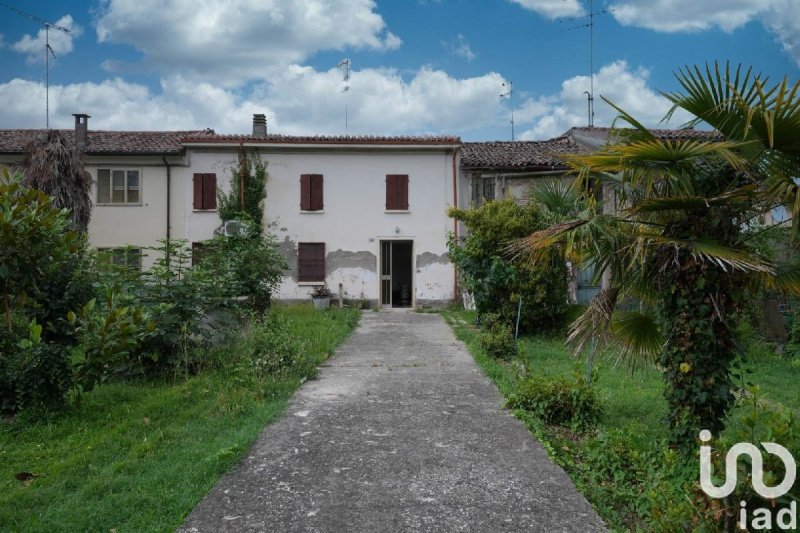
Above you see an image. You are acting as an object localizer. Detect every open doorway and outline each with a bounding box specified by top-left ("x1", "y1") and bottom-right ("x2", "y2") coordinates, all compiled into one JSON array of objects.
[{"x1": 380, "y1": 240, "x2": 413, "y2": 308}]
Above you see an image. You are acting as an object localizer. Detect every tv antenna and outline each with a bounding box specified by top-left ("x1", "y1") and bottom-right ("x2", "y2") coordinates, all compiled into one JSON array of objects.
[
  {"x1": 336, "y1": 58, "x2": 352, "y2": 135},
  {"x1": 0, "y1": 2, "x2": 72, "y2": 130},
  {"x1": 558, "y1": 0, "x2": 613, "y2": 127},
  {"x1": 500, "y1": 81, "x2": 515, "y2": 141}
]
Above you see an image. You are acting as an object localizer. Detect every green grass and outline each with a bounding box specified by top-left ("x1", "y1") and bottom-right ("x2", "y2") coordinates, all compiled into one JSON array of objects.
[
  {"x1": 0, "y1": 305, "x2": 360, "y2": 533},
  {"x1": 443, "y1": 309, "x2": 800, "y2": 531}
]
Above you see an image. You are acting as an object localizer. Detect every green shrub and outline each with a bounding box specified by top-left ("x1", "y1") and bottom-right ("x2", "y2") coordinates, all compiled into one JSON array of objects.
[
  {"x1": 784, "y1": 308, "x2": 800, "y2": 359},
  {"x1": 478, "y1": 313, "x2": 517, "y2": 360},
  {"x1": 448, "y1": 199, "x2": 569, "y2": 335},
  {"x1": 1, "y1": 322, "x2": 73, "y2": 413},
  {"x1": 508, "y1": 370, "x2": 602, "y2": 430},
  {"x1": 242, "y1": 311, "x2": 302, "y2": 376}
]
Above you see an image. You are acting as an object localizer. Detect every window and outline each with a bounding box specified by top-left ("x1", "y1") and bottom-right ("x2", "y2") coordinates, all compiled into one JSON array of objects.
[
  {"x1": 385, "y1": 174, "x2": 409, "y2": 211},
  {"x1": 193, "y1": 173, "x2": 217, "y2": 210},
  {"x1": 471, "y1": 176, "x2": 495, "y2": 207},
  {"x1": 297, "y1": 243, "x2": 325, "y2": 282},
  {"x1": 300, "y1": 174, "x2": 324, "y2": 211},
  {"x1": 97, "y1": 169, "x2": 140, "y2": 204},
  {"x1": 99, "y1": 247, "x2": 142, "y2": 270}
]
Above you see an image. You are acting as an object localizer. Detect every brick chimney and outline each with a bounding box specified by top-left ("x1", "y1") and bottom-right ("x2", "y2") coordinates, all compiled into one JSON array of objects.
[
  {"x1": 252, "y1": 113, "x2": 267, "y2": 137},
  {"x1": 73, "y1": 113, "x2": 90, "y2": 150}
]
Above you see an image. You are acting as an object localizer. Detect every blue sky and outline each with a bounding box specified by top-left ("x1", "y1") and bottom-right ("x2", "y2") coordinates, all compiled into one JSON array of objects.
[{"x1": 0, "y1": 0, "x2": 798, "y2": 140}]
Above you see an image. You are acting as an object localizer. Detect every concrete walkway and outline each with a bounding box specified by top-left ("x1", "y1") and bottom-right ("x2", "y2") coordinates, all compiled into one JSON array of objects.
[{"x1": 180, "y1": 311, "x2": 605, "y2": 532}]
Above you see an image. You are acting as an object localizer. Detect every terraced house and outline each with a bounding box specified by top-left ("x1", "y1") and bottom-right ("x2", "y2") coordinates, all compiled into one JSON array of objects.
[
  {"x1": 0, "y1": 114, "x2": 462, "y2": 309},
  {"x1": 5, "y1": 115, "x2": 754, "y2": 309}
]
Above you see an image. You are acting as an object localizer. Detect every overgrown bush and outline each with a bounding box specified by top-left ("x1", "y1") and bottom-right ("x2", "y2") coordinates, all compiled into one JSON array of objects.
[
  {"x1": 448, "y1": 199, "x2": 568, "y2": 335},
  {"x1": 508, "y1": 370, "x2": 602, "y2": 430},
  {"x1": 197, "y1": 230, "x2": 285, "y2": 312},
  {"x1": 784, "y1": 308, "x2": 800, "y2": 359},
  {"x1": 0, "y1": 171, "x2": 86, "y2": 412},
  {"x1": 241, "y1": 311, "x2": 302, "y2": 376},
  {"x1": 478, "y1": 313, "x2": 517, "y2": 360}
]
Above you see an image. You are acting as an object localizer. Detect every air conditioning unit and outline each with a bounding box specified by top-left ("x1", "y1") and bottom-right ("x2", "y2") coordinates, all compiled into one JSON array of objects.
[{"x1": 214, "y1": 219, "x2": 250, "y2": 238}]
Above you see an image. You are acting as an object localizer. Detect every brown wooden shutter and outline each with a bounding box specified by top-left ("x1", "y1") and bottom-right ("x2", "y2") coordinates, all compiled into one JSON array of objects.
[
  {"x1": 193, "y1": 173, "x2": 203, "y2": 209},
  {"x1": 310, "y1": 174, "x2": 324, "y2": 211},
  {"x1": 298, "y1": 243, "x2": 325, "y2": 281},
  {"x1": 203, "y1": 173, "x2": 217, "y2": 210},
  {"x1": 385, "y1": 175, "x2": 395, "y2": 210},
  {"x1": 300, "y1": 174, "x2": 311, "y2": 210},
  {"x1": 386, "y1": 174, "x2": 408, "y2": 210}
]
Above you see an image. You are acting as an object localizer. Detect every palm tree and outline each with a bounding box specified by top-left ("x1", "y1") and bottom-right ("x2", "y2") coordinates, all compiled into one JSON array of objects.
[
  {"x1": 515, "y1": 63, "x2": 800, "y2": 448},
  {"x1": 21, "y1": 130, "x2": 92, "y2": 233}
]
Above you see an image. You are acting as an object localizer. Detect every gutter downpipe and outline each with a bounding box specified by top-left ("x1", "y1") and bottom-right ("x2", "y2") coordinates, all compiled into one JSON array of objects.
[
  {"x1": 162, "y1": 156, "x2": 171, "y2": 261},
  {"x1": 452, "y1": 147, "x2": 459, "y2": 302}
]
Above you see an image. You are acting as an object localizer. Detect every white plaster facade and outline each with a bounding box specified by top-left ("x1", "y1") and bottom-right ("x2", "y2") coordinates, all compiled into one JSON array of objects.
[{"x1": 182, "y1": 141, "x2": 460, "y2": 307}]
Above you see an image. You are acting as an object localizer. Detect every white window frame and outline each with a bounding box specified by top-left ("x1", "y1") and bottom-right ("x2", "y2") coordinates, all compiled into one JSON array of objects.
[
  {"x1": 96, "y1": 168, "x2": 142, "y2": 205},
  {"x1": 97, "y1": 247, "x2": 143, "y2": 270}
]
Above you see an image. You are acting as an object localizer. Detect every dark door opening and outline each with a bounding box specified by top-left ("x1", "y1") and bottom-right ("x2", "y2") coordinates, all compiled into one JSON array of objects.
[{"x1": 380, "y1": 240, "x2": 413, "y2": 308}]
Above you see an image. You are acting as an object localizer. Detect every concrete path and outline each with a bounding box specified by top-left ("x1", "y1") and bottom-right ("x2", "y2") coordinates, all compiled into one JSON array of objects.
[{"x1": 180, "y1": 311, "x2": 606, "y2": 532}]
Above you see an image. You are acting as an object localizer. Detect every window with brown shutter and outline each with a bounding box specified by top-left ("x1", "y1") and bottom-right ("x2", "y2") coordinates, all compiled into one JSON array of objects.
[
  {"x1": 300, "y1": 174, "x2": 323, "y2": 211},
  {"x1": 297, "y1": 242, "x2": 325, "y2": 282},
  {"x1": 385, "y1": 174, "x2": 409, "y2": 211},
  {"x1": 193, "y1": 173, "x2": 217, "y2": 210}
]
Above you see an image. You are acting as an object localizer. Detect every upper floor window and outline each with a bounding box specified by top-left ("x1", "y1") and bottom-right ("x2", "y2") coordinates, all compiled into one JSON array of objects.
[
  {"x1": 300, "y1": 174, "x2": 324, "y2": 211},
  {"x1": 386, "y1": 174, "x2": 409, "y2": 211},
  {"x1": 193, "y1": 173, "x2": 217, "y2": 210},
  {"x1": 97, "y1": 169, "x2": 140, "y2": 204}
]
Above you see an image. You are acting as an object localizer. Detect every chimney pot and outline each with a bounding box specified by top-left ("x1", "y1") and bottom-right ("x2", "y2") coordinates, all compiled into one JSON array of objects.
[
  {"x1": 252, "y1": 113, "x2": 267, "y2": 137},
  {"x1": 73, "y1": 113, "x2": 90, "y2": 150}
]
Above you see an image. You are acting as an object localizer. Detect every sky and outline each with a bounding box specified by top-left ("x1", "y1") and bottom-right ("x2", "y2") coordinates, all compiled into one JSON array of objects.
[{"x1": 0, "y1": 0, "x2": 798, "y2": 141}]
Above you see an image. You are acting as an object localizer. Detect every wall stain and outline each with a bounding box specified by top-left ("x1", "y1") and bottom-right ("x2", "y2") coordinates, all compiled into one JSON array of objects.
[
  {"x1": 416, "y1": 252, "x2": 450, "y2": 269},
  {"x1": 326, "y1": 249, "x2": 377, "y2": 275}
]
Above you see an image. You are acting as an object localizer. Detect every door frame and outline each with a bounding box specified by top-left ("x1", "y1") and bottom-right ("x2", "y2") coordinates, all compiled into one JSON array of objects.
[{"x1": 378, "y1": 239, "x2": 414, "y2": 309}]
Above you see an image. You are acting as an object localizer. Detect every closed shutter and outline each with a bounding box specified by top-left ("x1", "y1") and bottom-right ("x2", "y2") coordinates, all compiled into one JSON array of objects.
[
  {"x1": 194, "y1": 173, "x2": 217, "y2": 210},
  {"x1": 300, "y1": 174, "x2": 311, "y2": 210},
  {"x1": 203, "y1": 173, "x2": 217, "y2": 210},
  {"x1": 386, "y1": 174, "x2": 409, "y2": 210},
  {"x1": 193, "y1": 173, "x2": 203, "y2": 209},
  {"x1": 298, "y1": 243, "x2": 325, "y2": 282},
  {"x1": 310, "y1": 174, "x2": 324, "y2": 211}
]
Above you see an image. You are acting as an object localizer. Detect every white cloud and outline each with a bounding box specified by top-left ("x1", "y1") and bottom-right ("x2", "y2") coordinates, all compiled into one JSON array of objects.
[
  {"x1": 11, "y1": 15, "x2": 82, "y2": 63},
  {"x1": 516, "y1": 60, "x2": 693, "y2": 140},
  {"x1": 610, "y1": 0, "x2": 800, "y2": 66},
  {"x1": 761, "y1": 1, "x2": 800, "y2": 67},
  {"x1": 95, "y1": 0, "x2": 402, "y2": 85},
  {"x1": 610, "y1": 0, "x2": 771, "y2": 32},
  {"x1": 509, "y1": 0, "x2": 585, "y2": 19},
  {"x1": 442, "y1": 34, "x2": 475, "y2": 61},
  {"x1": 0, "y1": 67, "x2": 507, "y2": 136}
]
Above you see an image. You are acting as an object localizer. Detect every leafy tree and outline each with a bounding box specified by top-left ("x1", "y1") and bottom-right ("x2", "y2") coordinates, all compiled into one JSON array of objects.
[
  {"x1": 449, "y1": 199, "x2": 568, "y2": 335},
  {"x1": 20, "y1": 130, "x2": 93, "y2": 234},
  {"x1": 515, "y1": 63, "x2": 800, "y2": 448},
  {"x1": 218, "y1": 148, "x2": 267, "y2": 232}
]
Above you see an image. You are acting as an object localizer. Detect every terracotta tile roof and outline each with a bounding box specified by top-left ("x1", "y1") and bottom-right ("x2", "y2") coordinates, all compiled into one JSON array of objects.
[
  {"x1": 181, "y1": 133, "x2": 461, "y2": 145},
  {"x1": 0, "y1": 129, "x2": 215, "y2": 155},
  {"x1": 566, "y1": 126, "x2": 722, "y2": 142},
  {"x1": 460, "y1": 136, "x2": 585, "y2": 170}
]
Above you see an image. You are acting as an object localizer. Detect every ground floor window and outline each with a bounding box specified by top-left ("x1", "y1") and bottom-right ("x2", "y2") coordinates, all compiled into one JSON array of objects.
[
  {"x1": 298, "y1": 242, "x2": 325, "y2": 282},
  {"x1": 471, "y1": 176, "x2": 495, "y2": 207},
  {"x1": 99, "y1": 247, "x2": 142, "y2": 270}
]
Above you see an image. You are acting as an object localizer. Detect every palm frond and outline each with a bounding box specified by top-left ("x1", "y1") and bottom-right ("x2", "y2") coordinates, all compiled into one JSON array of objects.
[
  {"x1": 609, "y1": 311, "x2": 663, "y2": 370},
  {"x1": 626, "y1": 185, "x2": 759, "y2": 214},
  {"x1": 567, "y1": 287, "x2": 619, "y2": 355},
  {"x1": 642, "y1": 234, "x2": 775, "y2": 274}
]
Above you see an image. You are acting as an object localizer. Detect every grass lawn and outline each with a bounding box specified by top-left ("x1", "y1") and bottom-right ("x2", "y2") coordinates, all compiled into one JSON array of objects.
[
  {"x1": 0, "y1": 305, "x2": 360, "y2": 532},
  {"x1": 443, "y1": 309, "x2": 800, "y2": 531}
]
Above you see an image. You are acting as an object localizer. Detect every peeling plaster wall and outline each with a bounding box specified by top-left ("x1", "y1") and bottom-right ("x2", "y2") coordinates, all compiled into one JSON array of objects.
[{"x1": 187, "y1": 148, "x2": 457, "y2": 305}]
